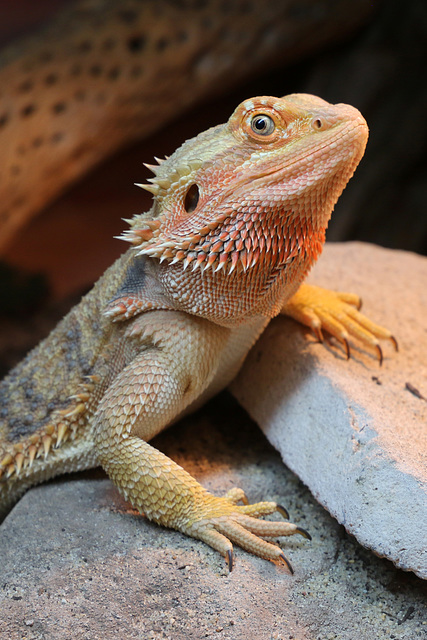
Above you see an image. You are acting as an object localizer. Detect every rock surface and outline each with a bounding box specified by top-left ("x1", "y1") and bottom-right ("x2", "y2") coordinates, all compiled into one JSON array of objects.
[
  {"x1": 1, "y1": 394, "x2": 426, "y2": 640},
  {"x1": 231, "y1": 242, "x2": 427, "y2": 580}
]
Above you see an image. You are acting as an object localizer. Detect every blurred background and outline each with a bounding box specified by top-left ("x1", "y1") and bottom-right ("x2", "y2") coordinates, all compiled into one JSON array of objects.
[{"x1": 0, "y1": 0, "x2": 425, "y2": 372}]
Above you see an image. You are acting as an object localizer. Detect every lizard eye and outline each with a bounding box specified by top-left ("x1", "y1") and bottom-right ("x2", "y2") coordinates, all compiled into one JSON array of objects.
[
  {"x1": 184, "y1": 183, "x2": 199, "y2": 213},
  {"x1": 251, "y1": 114, "x2": 275, "y2": 136}
]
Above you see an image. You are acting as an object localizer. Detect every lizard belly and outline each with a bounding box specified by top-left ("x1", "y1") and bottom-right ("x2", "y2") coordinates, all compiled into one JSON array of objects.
[
  {"x1": 115, "y1": 310, "x2": 268, "y2": 441},
  {"x1": 174, "y1": 315, "x2": 269, "y2": 421}
]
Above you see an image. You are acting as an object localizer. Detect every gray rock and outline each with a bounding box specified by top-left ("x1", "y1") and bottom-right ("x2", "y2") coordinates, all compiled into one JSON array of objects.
[
  {"x1": 1, "y1": 394, "x2": 426, "y2": 639},
  {"x1": 231, "y1": 242, "x2": 427, "y2": 579}
]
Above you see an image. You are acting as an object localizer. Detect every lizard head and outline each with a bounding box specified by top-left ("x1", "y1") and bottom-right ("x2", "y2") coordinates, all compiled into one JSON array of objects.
[{"x1": 120, "y1": 94, "x2": 368, "y2": 322}]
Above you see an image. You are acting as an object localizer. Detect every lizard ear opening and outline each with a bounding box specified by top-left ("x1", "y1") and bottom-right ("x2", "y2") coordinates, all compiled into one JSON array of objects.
[{"x1": 184, "y1": 183, "x2": 200, "y2": 213}]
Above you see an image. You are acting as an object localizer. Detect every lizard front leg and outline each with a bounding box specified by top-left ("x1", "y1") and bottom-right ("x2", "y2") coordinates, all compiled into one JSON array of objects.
[
  {"x1": 281, "y1": 283, "x2": 398, "y2": 363},
  {"x1": 92, "y1": 310, "x2": 309, "y2": 571}
]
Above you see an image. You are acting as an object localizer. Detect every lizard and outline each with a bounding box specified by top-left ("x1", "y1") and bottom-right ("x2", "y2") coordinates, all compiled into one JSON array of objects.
[{"x1": 0, "y1": 93, "x2": 397, "y2": 572}]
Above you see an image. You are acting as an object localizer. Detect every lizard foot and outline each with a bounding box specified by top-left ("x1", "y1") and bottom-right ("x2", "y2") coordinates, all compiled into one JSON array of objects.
[
  {"x1": 282, "y1": 283, "x2": 398, "y2": 364},
  {"x1": 183, "y1": 491, "x2": 311, "y2": 572}
]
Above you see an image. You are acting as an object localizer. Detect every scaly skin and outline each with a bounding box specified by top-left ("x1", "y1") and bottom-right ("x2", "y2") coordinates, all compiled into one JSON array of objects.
[{"x1": 0, "y1": 94, "x2": 396, "y2": 571}]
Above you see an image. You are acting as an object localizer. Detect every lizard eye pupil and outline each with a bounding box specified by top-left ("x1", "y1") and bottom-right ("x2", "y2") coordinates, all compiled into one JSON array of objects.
[
  {"x1": 184, "y1": 183, "x2": 199, "y2": 213},
  {"x1": 251, "y1": 114, "x2": 275, "y2": 136}
]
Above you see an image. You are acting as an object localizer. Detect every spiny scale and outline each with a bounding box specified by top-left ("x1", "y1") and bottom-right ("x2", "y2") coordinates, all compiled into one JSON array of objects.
[
  {"x1": 135, "y1": 182, "x2": 159, "y2": 196},
  {"x1": 130, "y1": 208, "x2": 305, "y2": 275},
  {"x1": 0, "y1": 386, "x2": 92, "y2": 479}
]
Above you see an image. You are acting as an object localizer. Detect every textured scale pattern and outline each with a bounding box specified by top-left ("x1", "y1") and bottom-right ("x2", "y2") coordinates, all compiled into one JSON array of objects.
[{"x1": 0, "y1": 93, "x2": 397, "y2": 570}]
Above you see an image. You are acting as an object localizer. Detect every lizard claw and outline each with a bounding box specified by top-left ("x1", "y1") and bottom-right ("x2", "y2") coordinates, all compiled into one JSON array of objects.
[
  {"x1": 295, "y1": 526, "x2": 312, "y2": 540},
  {"x1": 343, "y1": 337, "x2": 351, "y2": 360},
  {"x1": 227, "y1": 549, "x2": 234, "y2": 572},
  {"x1": 375, "y1": 344, "x2": 383, "y2": 366},
  {"x1": 279, "y1": 552, "x2": 294, "y2": 575},
  {"x1": 282, "y1": 283, "x2": 397, "y2": 364},
  {"x1": 276, "y1": 504, "x2": 290, "y2": 520},
  {"x1": 184, "y1": 492, "x2": 309, "y2": 572}
]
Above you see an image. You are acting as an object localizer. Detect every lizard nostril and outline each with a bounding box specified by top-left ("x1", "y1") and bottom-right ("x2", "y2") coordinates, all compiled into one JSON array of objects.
[{"x1": 184, "y1": 183, "x2": 200, "y2": 213}]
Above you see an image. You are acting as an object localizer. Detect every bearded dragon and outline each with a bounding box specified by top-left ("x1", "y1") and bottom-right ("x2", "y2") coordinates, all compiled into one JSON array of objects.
[{"x1": 0, "y1": 94, "x2": 396, "y2": 572}]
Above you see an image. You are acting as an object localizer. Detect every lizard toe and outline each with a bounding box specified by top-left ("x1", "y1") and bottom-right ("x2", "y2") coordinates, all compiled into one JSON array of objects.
[
  {"x1": 223, "y1": 487, "x2": 249, "y2": 505},
  {"x1": 282, "y1": 284, "x2": 397, "y2": 363},
  {"x1": 185, "y1": 495, "x2": 309, "y2": 571}
]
